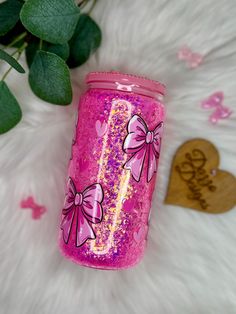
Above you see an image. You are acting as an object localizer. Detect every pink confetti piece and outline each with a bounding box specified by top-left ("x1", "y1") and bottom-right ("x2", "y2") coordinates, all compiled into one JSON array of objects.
[
  {"x1": 177, "y1": 45, "x2": 203, "y2": 69},
  {"x1": 20, "y1": 196, "x2": 47, "y2": 220},
  {"x1": 201, "y1": 91, "x2": 233, "y2": 124}
]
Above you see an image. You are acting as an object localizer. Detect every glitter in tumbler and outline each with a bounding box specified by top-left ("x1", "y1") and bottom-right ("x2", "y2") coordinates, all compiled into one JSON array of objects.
[{"x1": 59, "y1": 72, "x2": 165, "y2": 270}]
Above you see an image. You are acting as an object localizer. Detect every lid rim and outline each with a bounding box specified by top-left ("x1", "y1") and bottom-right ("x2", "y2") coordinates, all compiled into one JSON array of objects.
[{"x1": 86, "y1": 71, "x2": 166, "y2": 96}]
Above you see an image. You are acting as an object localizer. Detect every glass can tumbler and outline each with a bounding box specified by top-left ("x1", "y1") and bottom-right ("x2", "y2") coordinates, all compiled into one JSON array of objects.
[{"x1": 59, "y1": 72, "x2": 166, "y2": 270}]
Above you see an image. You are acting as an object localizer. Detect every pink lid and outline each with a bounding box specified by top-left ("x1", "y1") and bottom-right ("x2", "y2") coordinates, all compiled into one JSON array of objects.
[{"x1": 86, "y1": 71, "x2": 166, "y2": 96}]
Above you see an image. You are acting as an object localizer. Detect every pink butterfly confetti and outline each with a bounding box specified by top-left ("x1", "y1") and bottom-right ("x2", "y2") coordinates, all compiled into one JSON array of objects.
[
  {"x1": 177, "y1": 46, "x2": 203, "y2": 69},
  {"x1": 20, "y1": 196, "x2": 47, "y2": 220},
  {"x1": 201, "y1": 91, "x2": 232, "y2": 124}
]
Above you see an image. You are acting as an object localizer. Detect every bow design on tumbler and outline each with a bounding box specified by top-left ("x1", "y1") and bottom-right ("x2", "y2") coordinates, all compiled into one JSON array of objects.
[
  {"x1": 123, "y1": 115, "x2": 163, "y2": 182},
  {"x1": 61, "y1": 177, "x2": 104, "y2": 247},
  {"x1": 201, "y1": 91, "x2": 232, "y2": 124}
]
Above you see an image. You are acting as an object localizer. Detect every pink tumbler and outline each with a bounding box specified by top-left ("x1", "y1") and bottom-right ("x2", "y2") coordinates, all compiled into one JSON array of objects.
[{"x1": 59, "y1": 72, "x2": 166, "y2": 269}]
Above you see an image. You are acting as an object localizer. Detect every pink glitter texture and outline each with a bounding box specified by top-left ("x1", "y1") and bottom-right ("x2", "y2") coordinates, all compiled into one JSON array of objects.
[{"x1": 59, "y1": 72, "x2": 166, "y2": 270}]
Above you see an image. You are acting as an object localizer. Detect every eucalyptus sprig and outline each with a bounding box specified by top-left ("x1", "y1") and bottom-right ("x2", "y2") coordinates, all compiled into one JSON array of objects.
[{"x1": 0, "y1": 0, "x2": 101, "y2": 134}]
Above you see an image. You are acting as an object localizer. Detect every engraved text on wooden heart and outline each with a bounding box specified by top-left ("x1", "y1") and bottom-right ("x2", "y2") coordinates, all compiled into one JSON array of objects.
[{"x1": 165, "y1": 138, "x2": 236, "y2": 213}]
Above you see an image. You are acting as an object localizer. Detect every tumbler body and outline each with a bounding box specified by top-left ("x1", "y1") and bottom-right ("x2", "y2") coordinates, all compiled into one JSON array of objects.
[{"x1": 59, "y1": 72, "x2": 165, "y2": 269}]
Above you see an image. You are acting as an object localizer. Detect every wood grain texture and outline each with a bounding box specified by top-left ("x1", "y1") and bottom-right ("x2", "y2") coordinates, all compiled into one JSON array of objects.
[{"x1": 165, "y1": 138, "x2": 236, "y2": 213}]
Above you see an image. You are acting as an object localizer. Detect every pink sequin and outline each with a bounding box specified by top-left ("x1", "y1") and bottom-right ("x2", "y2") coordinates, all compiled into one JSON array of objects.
[
  {"x1": 133, "y1": 225, "x2": 148, "y2": 244},
  {"x1": 20, "y1": 196, "x2": 46, "y2": 220},
  {"x1": 95, "y1": 120, "x2": 108, "y2": 137},
  {"x1": 123, "y1": 198, "x2": 136, "y2": 212}
]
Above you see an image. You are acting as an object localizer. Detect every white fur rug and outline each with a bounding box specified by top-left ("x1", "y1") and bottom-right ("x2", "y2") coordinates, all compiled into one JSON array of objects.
[{"x1": 1, "y1": 0, "x2": 236, "y2": 313}]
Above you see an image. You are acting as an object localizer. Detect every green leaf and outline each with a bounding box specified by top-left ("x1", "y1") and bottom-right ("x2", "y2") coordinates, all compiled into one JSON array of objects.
[
  {"x1": 0, "y1": 81, "x2": 22, "y2": 134},
  {"x1": 29, "y1": 51, "x2": 72, "y2": 105},
  {"x1": 0, "y1": 48, "x2": 25, "y2": 73},
  {"x1": 25, "y1": 39, "x2": 69, "y2": 67},
  {"x1": 0, "y1": 21, "x2": 26, "y2": 47},
  {"x1": 67, "y1": 14, "x2": 102, "y2": 68},
  {"x1": 0, "y1": 0, "x2": 23, "y2": 36},
  {"x1": 20, "y1": 0, "x2": 80, "y2": 44},
  {"x1": 46, "y1": 43, "x2": 69, "y2": 61}
]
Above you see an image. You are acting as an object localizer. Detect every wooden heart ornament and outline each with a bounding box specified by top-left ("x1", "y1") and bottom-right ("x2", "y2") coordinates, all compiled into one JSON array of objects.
[{"x1": 165, "y1": 138, "x2": 236, "y2": 213}]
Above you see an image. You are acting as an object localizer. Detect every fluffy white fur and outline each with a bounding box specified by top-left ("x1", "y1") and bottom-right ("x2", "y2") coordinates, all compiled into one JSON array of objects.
[{"x1": 0, "y1": 0, "x2": 236, "y2": 313}]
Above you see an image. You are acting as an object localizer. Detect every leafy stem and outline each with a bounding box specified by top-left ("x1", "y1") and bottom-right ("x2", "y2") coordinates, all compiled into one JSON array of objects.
[
  {"x1": 6, "y1": 32, "x2": 27, "y2": 49},
  {"x1": 39, "y1": 38, "x2": 43, "y2": 50},
  {"x1": 79, "y1": 0, "x2": 97, "y2": 14},
  {"x1": 88, "y1": 0, "x2": 97, "y2": 14},
  {"x1": 0, "y1": 0, "x2": 101, "y2": 134},
  {"x1": 2, "y1": 42, "x2": 27, "y2": 81},
  {"x1": 10, "y1": 44, "x2": 26, "y2": 57},
  {"x1": 78, "y1": 0, "x2": 90, "y2": 9}
]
